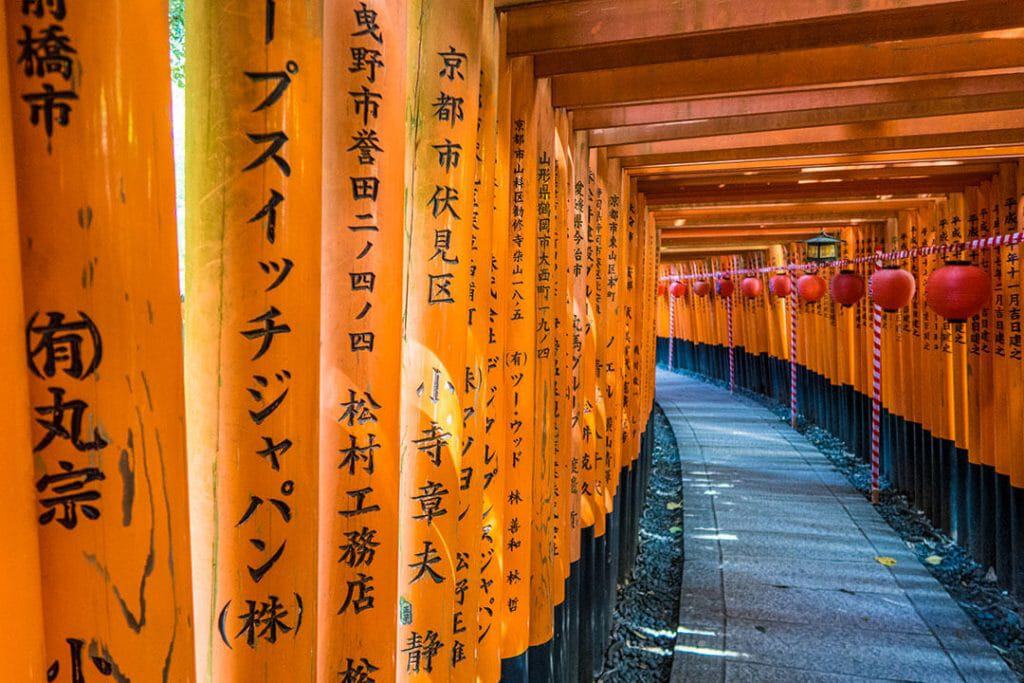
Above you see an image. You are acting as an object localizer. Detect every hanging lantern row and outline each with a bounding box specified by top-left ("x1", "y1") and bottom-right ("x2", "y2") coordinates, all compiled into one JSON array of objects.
[
  {"x1": 667, "y1": 261, "x2": 992, "y2": 322},
  {"x1": 661, "y1": 229, "x2": 1023, "y2": 283},
  {"x1": 661, "y1": 228, "x2": 1020, "y2": 321}
]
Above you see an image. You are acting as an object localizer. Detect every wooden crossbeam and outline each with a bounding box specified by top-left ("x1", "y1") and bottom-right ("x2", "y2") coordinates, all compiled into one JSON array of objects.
[
  {"x1": 617, "y1": 130, "x2": 1024, "y2": 169},
  {"x1": 574, "y1": 74, "x2": 1024, "y2": 130},
  {"x1": 640, "y1": 175, "x2": 996, "y2": 205},
  {"x1": 635, "y1": 163, "x2": 1000, "y2": 190},
  {"x1": 506, "y1": 0, "x2": 1023, "y2": 78},
  {"x1": 551, "y1": 33, "x2": 1024, "y2": 108},
  {"x1": 628, "y1": 147, "x2": 1024, "y2": 177},
  {"x1": 589, "y1": 92, "x2": 1024, "y2": 147}
]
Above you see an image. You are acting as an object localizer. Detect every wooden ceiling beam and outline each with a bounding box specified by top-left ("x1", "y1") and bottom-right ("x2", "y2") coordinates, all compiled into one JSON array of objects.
[
  {"x1": 635, "y1": 163, "x2": 1000, "y2": 189},
  {"x1": 574, "y1": 74, "x2": 1024, "y2": 130},
  {"x1": 660, "y1": 226, "x2": 839, "y2": 240},
  {"x1": 653, "y1": 199, "x2": 932, "y2": 219},
  {"x1": 551, "y1": 33, "x2": 1024, "y2": 108},
  {"x1": 506, "y1": 0, "x2": 1023, "y2": 78},
  {"x1": 640, "y1": 175, "x2": 994, "y2": 205},
  {"x1": 616, "y1": 130, "x2": 1024, "y2": 169},
  {"x1": 627, "y1": 147, "x2": 1024, "y2": 178},
  {"x1": 609, "y1": 110, "x2": 1024, "y2": 158},
  {"x1": 589, "y1": 92, "x2": 1024, "y2": 147}
]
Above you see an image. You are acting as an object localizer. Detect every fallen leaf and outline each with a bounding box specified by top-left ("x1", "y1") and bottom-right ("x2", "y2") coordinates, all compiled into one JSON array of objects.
[
  {"x1": 669, "y1": 526, "x2": 683, "y2": 534},
  {"x1": 666, "y1": 502, "x2": 682, "y2": 510},
  {"x1": 924, "y1": 555, "x2": 942, "y2": 566},
  {"x1": 875, "y1": 556, "x2": 898, "y2": 567}
]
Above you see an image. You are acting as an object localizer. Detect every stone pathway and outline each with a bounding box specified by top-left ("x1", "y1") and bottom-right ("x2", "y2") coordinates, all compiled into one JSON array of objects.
[{"x1": 658, "y1": 370, "x2": 1015, "y2": 682}]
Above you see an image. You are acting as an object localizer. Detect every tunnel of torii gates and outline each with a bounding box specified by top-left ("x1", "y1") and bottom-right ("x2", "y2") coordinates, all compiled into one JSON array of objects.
[{"x1": 1, "y1": 0, "x2": 1023, "y2": 682}]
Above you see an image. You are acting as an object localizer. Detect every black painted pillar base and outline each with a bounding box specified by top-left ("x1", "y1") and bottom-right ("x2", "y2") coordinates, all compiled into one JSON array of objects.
[
  {"x1": 500, "y1": 653, "x2": 528, "y2": 682},
  {"x1": 527, "y1": 638, "x2": 553, "y2": 683},
  {"x1": 566, "y1": 560, "x2": 580, "y2": 683},
  {"x1": 592, "y1": 531, "x2": 607, "y2": 676},
  {"x1": 578, "y1": 526, "x2": 595, "y2": 682}
]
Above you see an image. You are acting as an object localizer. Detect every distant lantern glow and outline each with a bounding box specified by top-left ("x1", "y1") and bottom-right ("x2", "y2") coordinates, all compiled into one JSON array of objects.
[{"x1": 804, "y1": 230, "x2": 843, "y2": 263}]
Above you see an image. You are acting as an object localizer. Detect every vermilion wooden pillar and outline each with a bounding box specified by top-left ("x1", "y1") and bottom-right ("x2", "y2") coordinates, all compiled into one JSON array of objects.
[
  {"x1": 397, "y1": 1, "x2": 482, "y2": 679},
  {"x1": 0, "y1": 3, "x2": 45, "y2": 678},
  {"x1": 9, "y1": 1, "x2": 195, "y2": 678},
  {"x1": 500, "y1": 54, "x2": 537, "y2": 680},
  {"x1": 185, "y1": 2, "x2": 322, "y2": 679},
  {"x1": 319, "y1": 2, "x2": 407, "y2": 680}
]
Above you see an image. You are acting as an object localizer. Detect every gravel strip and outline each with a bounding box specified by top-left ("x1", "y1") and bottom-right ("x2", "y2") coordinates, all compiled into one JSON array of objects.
[{"x1": 600, "y1": 405, "x2": 684, "y2": 682}]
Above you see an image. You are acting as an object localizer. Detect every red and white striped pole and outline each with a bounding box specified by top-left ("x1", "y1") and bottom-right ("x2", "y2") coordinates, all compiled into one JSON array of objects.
[
  {"x1": 789, "y1": 283, "x2": 799, "y2": 428},
  {"x1": 870, "y1": 251, "x2": 883, "y2": 504},
  {"x1": 667, "y1": 287, "x2": 675, "y2": 371},
  {"x1": 727, "y1": 296, "x2": 735, "y2": 392}
]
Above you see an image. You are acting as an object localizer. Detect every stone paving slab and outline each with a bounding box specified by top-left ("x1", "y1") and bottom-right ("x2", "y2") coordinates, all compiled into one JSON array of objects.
[{"x1": 658, "y1": 371, "x2": 1015, "y2": 683}]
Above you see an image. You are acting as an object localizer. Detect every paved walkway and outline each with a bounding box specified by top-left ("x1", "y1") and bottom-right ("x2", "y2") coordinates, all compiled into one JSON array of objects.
[{"x1": 657, "y1": 370, "x2": 1015, "y2": 683}]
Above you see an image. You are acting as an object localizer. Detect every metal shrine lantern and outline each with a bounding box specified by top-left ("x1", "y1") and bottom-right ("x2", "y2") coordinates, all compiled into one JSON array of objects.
[
  {"x1": 804, "y1": 230, "x2": 843, "y2": 263},
  {"x1": 716, "y1": 277, "x2": 735, "y2": 297},
  {"x1": 870, "y1": 266, "x2": 916, "y2": 312},
  {"x1": 925, "y1": 260, "x2": 991, "y2": 323},
  {"x1": 669, "y1": 280, "x2": 687, "y2": 298},
  {"x1": 797, "y1": 273, "x2": 827, "y2": 302},
  {"x1": 692, "y1": 279, "x2": 711, "y2": 297},
  {"x1": 741, "y1": 276, "x2": 763, "y2": 298},
  {"x1": 830, "y1": 270, "x2": 865, "y2": 307},
  {"x1": 769, "y1": 273, "x2": 792, "y2": 298}
]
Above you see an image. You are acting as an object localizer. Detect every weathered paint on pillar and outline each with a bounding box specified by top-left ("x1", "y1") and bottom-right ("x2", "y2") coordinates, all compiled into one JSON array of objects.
[
  {"x1": 551, "y1": 110, "x2": 574, "y2": 612},
  {"x1": 319, "y1": 1, "x2": 407, "y2": 680},
  {"x1": 500, "y1": 53, "x2": 537, "y2": 665},
  {"x1": 185, "y1": 1, "x2": 322, "y2": 679},
  {"x1": 571, "y1": 129, "x2": 592, "y2": 540},
  {"x1": 477, "y1": 12, "x2": 510, "y2": 679},
  {"x1": 397, "y1": 0, "x2": 482, "y2": 678},
  {"x1": 0, "y1": 2, "x2": 45, "y2": 677},
  {"x1": 451, "y1": 3, "x2": 498, "y2": 678},
  {"x1": 8, "y1": 0, "x2": 195, "y2": 678},
  {"x1": 529, "y1": 76, "x2": 556, "y2": 651},
  {"x1": 587, "y1": 147, "x2": 609, "y2": 538}
]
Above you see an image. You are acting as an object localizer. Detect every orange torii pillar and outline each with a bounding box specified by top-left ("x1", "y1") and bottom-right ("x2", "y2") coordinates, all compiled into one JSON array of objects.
[
  {"x1": 185, "y1": 2, "x2": 322, "y2": 679},
  {"x1": 453, "y1": 4, "x2": 499, "y2": 681},
  {"x1": 479, "y1": 10, "x2": 511, "y2": 680},
  {"x1": 499, "y1": 53, "x2": 537, "y2": 682},
  {"x1": 319, "y1": 1, "x2": 406, "y2": 680},
  {"x1": 528, "y1": 76, "x2": 557, "y2": 680},
  {"x1": 564, "y1": 122, "x2": 588, "y2": 683},
  {"x1": 8, "y1": 0, "x2": 195, "y2": 678},
  {"x1": 397, "y1": 0, "x2": 482, "y2": 680},
  {"x1": 0, "y1": 3, "x2": 45, "y2": 677}
]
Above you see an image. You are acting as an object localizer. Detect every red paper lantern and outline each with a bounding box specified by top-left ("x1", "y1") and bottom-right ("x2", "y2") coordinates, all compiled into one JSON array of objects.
[
  {"x1": 669, "y1": 281, "x2": 687, "y2": 298},
  {"x1": 769, "y1": 274, "x2": 792, "y2": 298},
  {"x1": 870, "y1": 266, "x2": 915, "y2": 311},
  {"x1": 716, "y1": 277, "x2": 734, "y2": 297},
  {"x1": 740, "y1": 277, "x2": 763, "y2": 298},
  {"x1": 830, "y1": 270, "x2": 865, "y2": 307},
  {"x1": 797, "y1": 273, "x2": 827, "y2": 303},
  {"x1": 926, "y1": 260, "x2": 990, "y2": 323},
  {"x1": 692, "y1": 280, "x2": 711, "y2": 297},
  {"x1": 657, "y1": 282, "x2": 668, "y2": 297}
]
